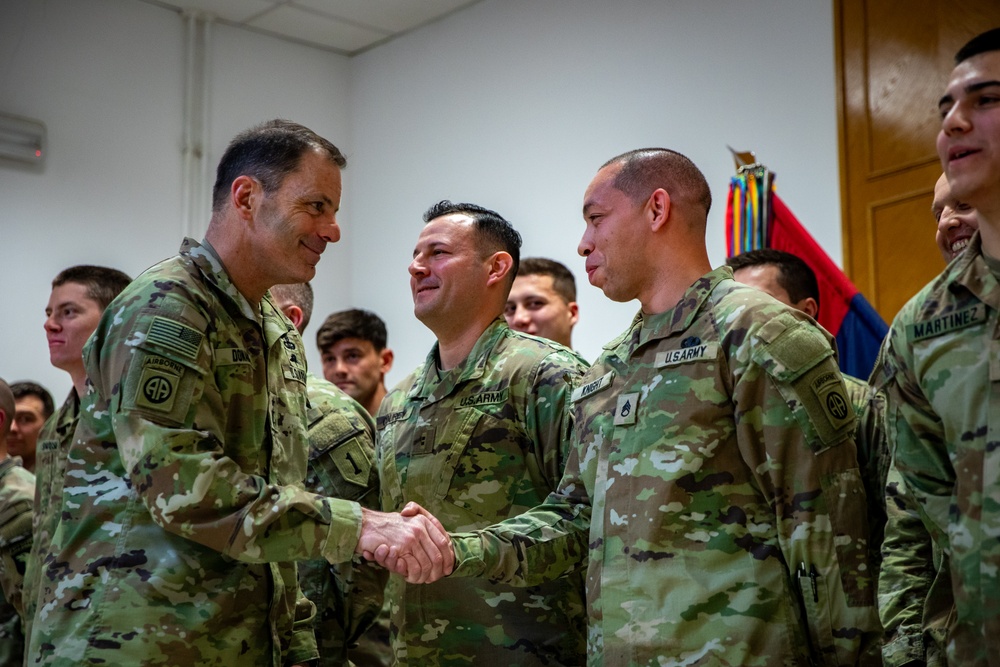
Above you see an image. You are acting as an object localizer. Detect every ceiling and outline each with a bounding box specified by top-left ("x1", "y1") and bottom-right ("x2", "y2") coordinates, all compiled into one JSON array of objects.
[{"x1": 136, "y1": 0, "x2": 482, "y2": 56}]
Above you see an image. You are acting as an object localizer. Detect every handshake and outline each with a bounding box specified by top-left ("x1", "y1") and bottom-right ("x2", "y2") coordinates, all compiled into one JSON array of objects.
[{"x1": 355, "y1": 502, "x2": 455, "y2": 584}]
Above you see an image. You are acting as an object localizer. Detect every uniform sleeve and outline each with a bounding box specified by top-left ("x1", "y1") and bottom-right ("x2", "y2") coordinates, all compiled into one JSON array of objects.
[
  {"x1": 525, "y1": 349, "x2": 589, "y2": 490},
  {"x1": 0, "y1": 471, "x2": 34, "y2": 617},
  {"x1": 449, "y1": 345, "x2": 590, "y2": 584},
  {"x1": 874, "y1": 323, "x2": 955, "y2": 667},
  {"x1": 99, "y1": 297, "x2": 363, "y2": 566},
  {"x1": 855, "y1": 387, "x2": 891, "y2": 570},
  {"x1": 879, "y1": 322, "x2": 953, "y2": 548},
  {"x1": 451, "y1": 415, "x2": 591, "y2": 585},
  {"x1": 879, "y1": 460, "x2": 947, "y2": 667},
  {"x1": 738, "y1": 312, "x2": 881, "y2": 666},
  {"x1": 301, "y1": 394, "x2": 387, "y2": 662}
]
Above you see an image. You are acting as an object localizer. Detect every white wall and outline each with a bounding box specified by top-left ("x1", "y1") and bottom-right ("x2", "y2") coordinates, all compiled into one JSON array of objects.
[
  {"x1": 348, "y1": 0, "x2": 842, "y2": 382},
  {"x1": 0, "y1": 0, "x2": 353, "y2": 400},
  {"x1": 1, "y1": 0, "x2": 841, "y2": 397}
]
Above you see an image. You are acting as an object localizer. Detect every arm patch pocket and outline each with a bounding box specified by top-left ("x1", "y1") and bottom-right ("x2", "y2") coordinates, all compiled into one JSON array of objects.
[
  {"x1": 752, "y1": 313, "x2": 856, "y2": 451},
  {"x1": 307, "y1": 409, "x2": 376, "y2": 500},
  {"x1": 121, "y1": 315, "x2": 208, "y2": 427}
]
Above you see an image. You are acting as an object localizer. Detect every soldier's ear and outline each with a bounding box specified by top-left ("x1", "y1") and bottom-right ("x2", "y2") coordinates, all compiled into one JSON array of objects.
[
  {"x1": 647, "y1": 188, "x2": 671, "y2": 232},
  {"x1": 231, "y1": 175, "x2": 258, "y2": 220},
  {"x1": 281, "y1": 304, "x2": 304, "y2": 329},
  {"x1": 379, "y1": 348, "x2": 394, "y2": 374},
  {"x1": 795, "y1": 297, "x2": 819, "y2": 319},
  {"x1": 567, "y1": 301, "x2": 580, "y2": 327},
  {"x1": 485, "y1": 252, "x2": 514, "y2": 288}
]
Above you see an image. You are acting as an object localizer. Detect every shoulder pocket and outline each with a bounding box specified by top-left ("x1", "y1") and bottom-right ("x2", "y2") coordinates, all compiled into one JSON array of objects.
[
  {"x1": 121, "y1": 314, "x2": 209, "y2": 427},
  {"x1": 306, "y1": 410, "x2": 377, "y2": 503},
  {"x1": 752, "y1": 314, "x2": 855, "y2": 452}
]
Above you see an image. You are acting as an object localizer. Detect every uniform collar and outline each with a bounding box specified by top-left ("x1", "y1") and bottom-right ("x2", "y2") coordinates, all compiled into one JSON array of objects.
[
  {"x1": 605, "y1": 266, "x2": 731, "y2": 359},
  {"x1": 411, "y1": 317, "x2": 508, "y2": 404},
  {"x1": 0, "y1": 456, "x2": 20, "y2": 477},
  {"x1": 181, "y1": 237, "x2": 259, "y2": 322},
  {"x1": 948, "y1": 231, "x2": 1000, "y2": 309}
]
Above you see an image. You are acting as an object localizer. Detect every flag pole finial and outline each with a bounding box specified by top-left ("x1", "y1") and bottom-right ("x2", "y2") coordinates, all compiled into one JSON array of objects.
[{"x1": 727, "y1": 146, "x2": 761, "y2": 172}]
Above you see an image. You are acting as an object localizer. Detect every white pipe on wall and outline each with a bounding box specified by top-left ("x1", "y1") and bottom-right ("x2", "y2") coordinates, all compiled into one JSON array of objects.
[{"x1": 180, "y1": 9, "x2": 212, "y2": 239}]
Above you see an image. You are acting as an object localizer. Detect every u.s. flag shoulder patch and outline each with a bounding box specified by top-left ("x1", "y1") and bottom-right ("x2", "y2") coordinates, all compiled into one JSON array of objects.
[{"x1": 146, "y1": 316, "x2": 204, "y2": 361}]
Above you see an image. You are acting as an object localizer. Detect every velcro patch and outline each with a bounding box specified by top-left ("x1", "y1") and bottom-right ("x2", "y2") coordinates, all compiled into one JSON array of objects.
[
  {"x1": 614, "y1": 392, "x2": 639, "y2": 426},
  {"x1": 907, "y1": 304, "x2": 985, "y2": 342},
  {"x1": 572, "y1": 371, "x2": 614, "y2": 402},
  {"x1": 135, "y1": 365, "x2": 180, "y2": 413},
  {"x1": 283, "y1": 361, "x2": 307, "y2": 385},
  {"x1": 810, "y1": 370, "x2": 853, "y2": 430},
  {"x1": 216, "y1": 347, "x2": 254, "y2": 366},
  {"x1": 655, "y1": 343, "x2": 719, "y2": 367},
  {"x1": 458, "y1": 388, "x2": 509, "y2": 408},
  {"x1": 143, "y1": 355, "x2": 185, "y2": 375},
  {"x1": 146, "y1": 316, "x2": 203, "y2": 361},
  {"x1": 331, "y1": 439, "x2": 372, "y2": 488},
  {"x1": 377, "y1": 408, "x2": 409, "y2": 430}
]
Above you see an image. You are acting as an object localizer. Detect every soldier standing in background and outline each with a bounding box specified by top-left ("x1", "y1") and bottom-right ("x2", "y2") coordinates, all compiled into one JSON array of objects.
[
  {"x1": 0, "y1": 378, "x2": 34, "y2": 667},
  {"x1": 21, "y1": 265, "x2": 132, "y2": 646},
  {"x1": 504, "y1": 257, "x2": 580, "y2": 349}
]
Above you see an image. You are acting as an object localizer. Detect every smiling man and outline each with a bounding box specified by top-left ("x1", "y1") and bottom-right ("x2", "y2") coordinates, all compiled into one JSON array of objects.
[
  {"x1": 27, "y1": 120, "x2": 453, "y2": 667},
  {"x1": 375, "y1": 200, "x2": 588, "y2": 665},
  {"x1": 874, "y1": 27, "x2": 1000, "y2": 665},
  {"x1": 931, "y1": 172, "x2": 979, "y2": 262}
]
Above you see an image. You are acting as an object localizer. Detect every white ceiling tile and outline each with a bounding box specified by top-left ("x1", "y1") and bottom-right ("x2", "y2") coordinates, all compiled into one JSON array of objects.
[
  {"x1": 248, "y1": 4, "x2": 388, "y2": 53},
  {"x1": 158, "y1": 0, "x2": 280, "y2": 24},
  {"x1": 136, "y1": 0, "x2": 480, "y2": 54},
  {"x1": 291, "y1": 0, "x2": 478, "y2": 33}
]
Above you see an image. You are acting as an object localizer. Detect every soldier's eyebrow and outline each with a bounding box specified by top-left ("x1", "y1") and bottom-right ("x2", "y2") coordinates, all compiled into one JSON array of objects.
[
  {"x1": 45, "y1": 299, "x2": 85, "y2": 315},
  {"x1": 413, "y1": 240, "x2": 448, "y2": 258},
  {"x1": 939, "y1": 79, "x2": 1000, "y2": 109}
]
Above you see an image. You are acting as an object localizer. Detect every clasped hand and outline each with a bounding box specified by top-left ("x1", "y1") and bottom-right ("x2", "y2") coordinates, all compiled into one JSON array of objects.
[{"x1": 356, "y1": 502, "x2": 454, "y2": 583}]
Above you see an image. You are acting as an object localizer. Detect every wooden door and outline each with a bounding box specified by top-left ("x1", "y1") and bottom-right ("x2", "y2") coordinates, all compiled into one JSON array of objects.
[{"x1": 836, "y1": 1, "x2": 1000, "y2": 322}]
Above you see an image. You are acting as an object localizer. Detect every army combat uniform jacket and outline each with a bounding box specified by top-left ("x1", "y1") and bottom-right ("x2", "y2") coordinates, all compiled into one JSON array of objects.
[
  {"x1": 22, "y1": 388, "x2": 78, "y2": 644},
  {"x1": 452, "y1": 268, "x2": 881, "y2": 666},
  {"x1": 28, "y1": 239, "x2": 364, "y2": 667},
  {"x1": 0, "y1": 457, "x2": 34, "y2": 667},
  {"x1": 299, "y1": 373, "x2": 389, "y2": 667},
  {"x1": 874, "y1": 232, "x2": 998, "y2": 666},
  {"x1": 878, "y1": 460, "x2": 952, "y2": 667},
  {"x1": 377, "y1": 319, "x2": 588, "y2": 666},
  {"x1": 843, "y1": 375, "x2": 890, "y2": 573}
]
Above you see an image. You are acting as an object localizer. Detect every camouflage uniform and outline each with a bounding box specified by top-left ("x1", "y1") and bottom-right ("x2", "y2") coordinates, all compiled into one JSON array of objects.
[
  {"x1": 28, "y1": 238, "x2": 364, "y2": 667},
  {"x1": 873, "y1": 232, "x2": 996, "y2": 666},
  {"x1": 452, "y1": 268, "x2": 881, "y2": 666},
  {"x1": 299, "y1": 373, "x2": 389, "y2": 667},
  {"x1": 878, "y1": 461, "x2": 952, "y2": 667},
  {"x1": 376, "y1": 318, "x2": 588, "y2": 666},
  {"x1": 846, "y1": 370, "x2": 950, "y2": 666},
  {"x1": 0, "y1": 456, "x2": 34, "y2": 667},
  {"x1": 22, "y1": 389, "x2": 78, "y2": 643},
  {"x1": 844, "y1": 374, "x2": 890, "y2": 572}
]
